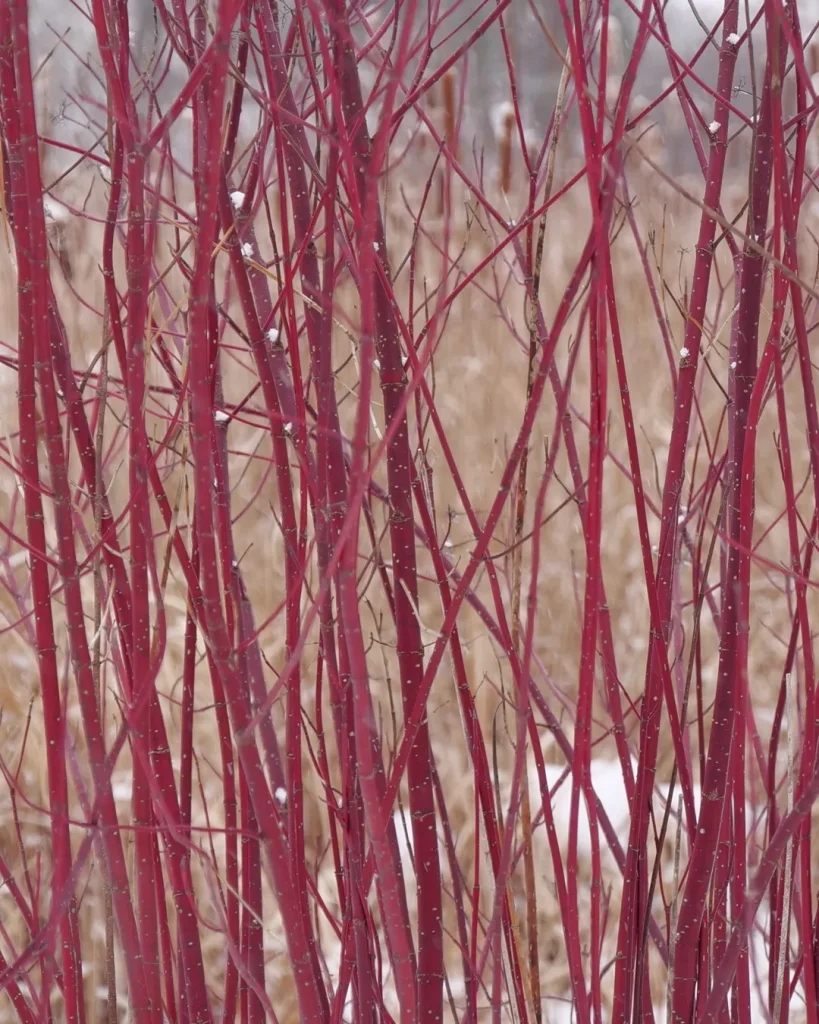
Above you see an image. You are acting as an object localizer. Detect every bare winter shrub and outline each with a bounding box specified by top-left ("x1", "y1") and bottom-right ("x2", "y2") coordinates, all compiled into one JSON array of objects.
[{"x1": 2, "y1": 0, "x2": 819, "y2": 1022}]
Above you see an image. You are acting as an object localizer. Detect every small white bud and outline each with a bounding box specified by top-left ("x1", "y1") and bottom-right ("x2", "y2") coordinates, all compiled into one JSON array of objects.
[
  {"x1": 283, "y1": 421, "x2": 293, "y2": 435},
  {"x1": 726, "y1": 32, "x2": 740, "y2": 46},
  {"x1": 679, "y1": 347, "x2": 690, "y2": 359},
  {"x1": 275, "y1": 787, "x2": 287, "y2": 805},
  {"x1": 241, "y1": 242, "x2": 254, "y2": 258},
  {"x1": 230, "y1": 190, "x2": 246, "y2": 210},
  {"x1": 215, "y1": 410, "x2": 230, "y2": 424},
  {"x1": 730, "y1": 360, "x2": 737, "y2": 370},
  {"x1": 373, "y1": 241, "x2": 380, "y2": 251},
  {"x1": 267, "y1": 327, "x2": 280, "y2": 344},
  {"x1": 708, "y1": 120, "x2": 721, "y2": 135}
]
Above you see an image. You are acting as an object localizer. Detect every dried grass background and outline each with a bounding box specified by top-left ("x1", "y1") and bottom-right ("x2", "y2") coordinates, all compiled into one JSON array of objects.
[{"x1": 2, "y1": 1, "x2": 819, "y2": 1021}]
